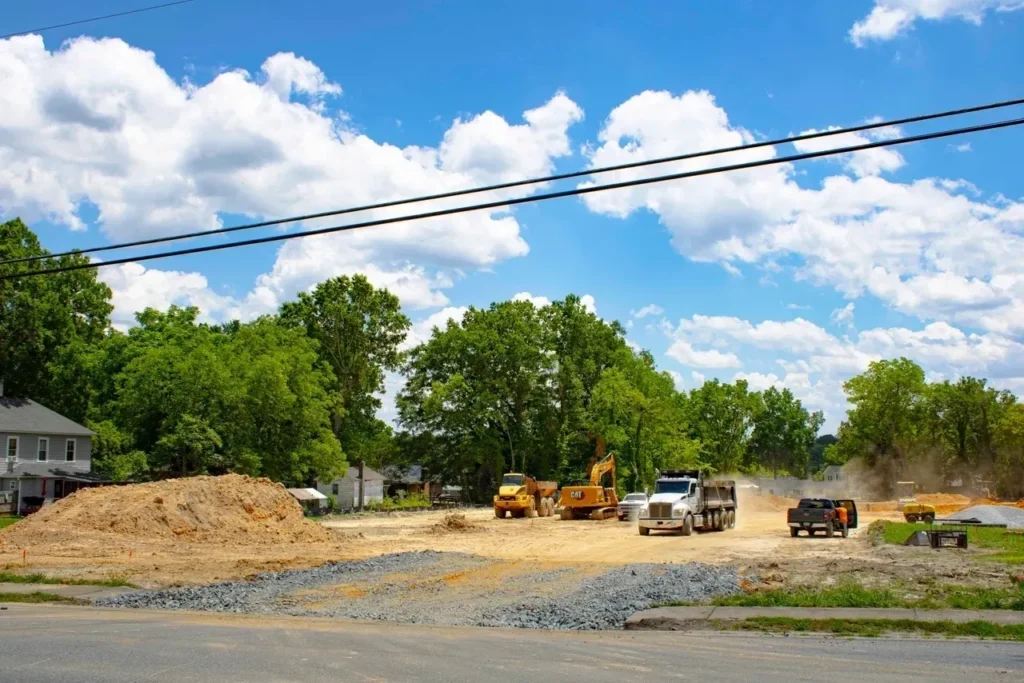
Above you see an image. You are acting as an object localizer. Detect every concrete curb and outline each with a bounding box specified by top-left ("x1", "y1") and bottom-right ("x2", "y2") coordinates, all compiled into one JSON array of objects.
[{"x1": 624, "y1": 606, "x2": 1024, "y2": 630}]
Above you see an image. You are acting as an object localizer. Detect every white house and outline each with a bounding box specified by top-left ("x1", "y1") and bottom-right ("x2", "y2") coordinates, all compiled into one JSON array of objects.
[
  {"x1": 823, "y1": 465, "x2": 844, "y2": 482},
  {"x1": 316, "y1": 465, "x2": 384, "y2": 509}
]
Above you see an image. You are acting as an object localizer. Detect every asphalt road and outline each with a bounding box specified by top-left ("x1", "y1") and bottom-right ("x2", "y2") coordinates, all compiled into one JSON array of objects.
[{"x1": 0, "y1": 605, "x2": 1021, "y2": 682}]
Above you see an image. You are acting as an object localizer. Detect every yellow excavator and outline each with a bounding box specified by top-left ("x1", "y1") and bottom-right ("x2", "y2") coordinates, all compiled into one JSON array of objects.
[{"x1": 559, "y1": 448, "x2": 619, "y2": 521}]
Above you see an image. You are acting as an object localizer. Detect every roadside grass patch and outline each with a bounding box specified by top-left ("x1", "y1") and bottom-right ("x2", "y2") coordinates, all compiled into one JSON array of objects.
[
  {"x1": 0, "y1": 516, "x2": 21, "y2": 530},
  {"x1": 658, "y1": 580, "x2": 1024, "y2": 610},
  {"x1": 727, "y1": 616, "x2": 1024, "y2": 641},
  {"x1": 872, "y1": 521, "x2": 1024, "y2": 566},
  {"x1": 0, "y1": 571, "x2": 137, "y2": 588},
  {"x1": 0, "y1": 591, "x2": 89, "y2": 606}
]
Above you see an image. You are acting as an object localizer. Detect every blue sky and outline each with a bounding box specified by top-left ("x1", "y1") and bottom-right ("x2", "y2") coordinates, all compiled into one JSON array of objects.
[{"x1": 2, "y1": 0, "x2": 1024, "y2": 429}]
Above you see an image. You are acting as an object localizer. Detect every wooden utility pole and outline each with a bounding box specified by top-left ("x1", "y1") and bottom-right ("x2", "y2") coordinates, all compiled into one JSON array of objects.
[{"x1": 357, "y1": 460, "x2": 365, "y2": 511}]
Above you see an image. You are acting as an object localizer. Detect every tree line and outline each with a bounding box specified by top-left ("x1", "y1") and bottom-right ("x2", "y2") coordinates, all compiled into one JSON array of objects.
[{"x1": 2, "y1": 218, "x2": 1021, "y2": 499}]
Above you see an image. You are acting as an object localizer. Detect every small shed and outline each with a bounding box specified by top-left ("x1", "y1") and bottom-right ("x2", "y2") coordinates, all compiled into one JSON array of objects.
[
  {"x1": 823, "y1": 465, "x2": 844, "y2": 482},
  {"x1": 286, "y1": 487, "x2": 328, "y2": 515}
]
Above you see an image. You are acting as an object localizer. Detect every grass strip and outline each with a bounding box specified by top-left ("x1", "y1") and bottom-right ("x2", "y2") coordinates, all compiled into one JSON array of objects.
[
  {"x1": 0, "y1": 571, "x2": 137, "y2": 588},
  {"x1": 693, "y1": 583, "x2": 1024, "y2": 611},
  {"x1": 0, "y1": 591, "x2": 89, "y2": 606},
  {"x1": 873, "y1": 521, "x2": 1024, "y2": 565},
  {"x1": 0, "y1": 517, "x2": 21, "y2": 530},
  {"x1": 726, "y1": 616, "x2": 1024, "y2": 641}
]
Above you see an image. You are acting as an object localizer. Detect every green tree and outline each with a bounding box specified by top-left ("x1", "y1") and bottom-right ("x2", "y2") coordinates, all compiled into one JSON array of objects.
[
  {"x1": 87, "y1": 420, "x2": 148, "y2": 482},
  {"x1": 151, "y1": 414, "x2": 223, "y2": 477},
  {"x1": 279, "y1": 275, "x2": 409, "y2": 464},
  {"x1": 810, "y1": 434, "x2": 837, "y2": 473},
  {"x1": 835, "y1": 357, "x2": 927, "y2": 495},
  {"x1": 685, "y1": 379, "x2": 759, "y2": 474},
  {"x1": 924, "y1": 377, "x2": 1011, "y2": 482},
  {"x1": 994, "y1": 403, "x2": 1024, "y2": 499},
  {"x1": 398, "y1": 300, "x2": 551, "y2": 499},
  {"x1": 0, "y1": 218, "x2": 112, "y2": 419},
  {"x1": 588, "y1": 350, "x2": 699, "y2": 492},
  {"x1": 748, "y1": 387, "x2": 824, "y2": 479}
]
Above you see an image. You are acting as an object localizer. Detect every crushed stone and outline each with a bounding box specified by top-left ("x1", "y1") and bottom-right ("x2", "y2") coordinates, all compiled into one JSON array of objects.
[
  {"x1": 945, "y1": 505, "x2": 1024, "y2": 529},
  {"x1": 97, "y1": 551, "x2": 739, "y2": 630}
]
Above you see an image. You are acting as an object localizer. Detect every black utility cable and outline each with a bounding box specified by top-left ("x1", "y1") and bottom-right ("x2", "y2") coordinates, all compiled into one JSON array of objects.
[
  {"x1": 4, "y1": 95, "x2": 1023, "y2": 267},
  {"x1": 4, "y1": 114, "x2": 1021, "y2": 281},
  {"x1": 0, "y1": 1, "x2": 195, "y2": 40}
]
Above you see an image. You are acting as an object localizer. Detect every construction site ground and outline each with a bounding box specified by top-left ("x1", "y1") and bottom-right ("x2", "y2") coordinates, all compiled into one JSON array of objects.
[{"x1": 0, "y1": 497, "x2": 1009, "y2": 593}]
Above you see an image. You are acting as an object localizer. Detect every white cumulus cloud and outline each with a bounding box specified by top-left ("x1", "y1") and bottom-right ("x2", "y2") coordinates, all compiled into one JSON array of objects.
[{"x1": 849, "y1": 1, "x2": 1024, "y2": 46}]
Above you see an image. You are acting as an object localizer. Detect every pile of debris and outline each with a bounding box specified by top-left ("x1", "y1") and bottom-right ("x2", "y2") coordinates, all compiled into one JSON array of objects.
[
  {"x1": 429, "y1": 513, "x2": 481, "y2": 534},
  {"x1": 0, "y1": 474, "x2": 334, "y2": 547}
]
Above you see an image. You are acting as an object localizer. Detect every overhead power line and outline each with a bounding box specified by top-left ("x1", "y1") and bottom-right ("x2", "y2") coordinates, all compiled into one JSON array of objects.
[
  {"x1": 4, "y1": 114, "x2": 1022, "y2": 282},
  {"x1": 4, "y1": 95, "x2": 1023, "y2": 268},
  {"x1": 0, "y1": 1, "x2": 195, "y2": 40}
]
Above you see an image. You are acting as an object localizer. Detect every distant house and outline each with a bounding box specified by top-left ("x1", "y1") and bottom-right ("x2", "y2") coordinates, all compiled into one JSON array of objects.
[
  {"x1": 381, "y1": 464, "x2": 441, "y2": 499},
  {"x1": 315, "y1": 465, "x2": 384, "y2": 509},
  {"x1": 0, "y1": 391, "x2": 108, "y2": 515},
  {"x1": 823, "y1": 465, "x2": 844, "y2": 483}
]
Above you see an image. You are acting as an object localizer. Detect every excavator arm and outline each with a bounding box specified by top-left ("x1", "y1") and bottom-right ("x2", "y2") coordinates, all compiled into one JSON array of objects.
[{"x1": 589, "y1": 452, "x2": 616, "y2": 490}]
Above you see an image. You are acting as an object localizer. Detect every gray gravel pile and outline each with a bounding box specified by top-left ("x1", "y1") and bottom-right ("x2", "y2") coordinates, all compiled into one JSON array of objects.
[
  {"x1": 945, "y1": 505, "x2": 1024, "y2": 529},
  {"x1": 97, "y1": 551, "x2": 739, "y2": 630},
  {"x1": 97, "y1": 551, "x2": 464, "y2": 614},
  {"x1": 479, "y1": 563, "x2": 739, "y2": 630}
]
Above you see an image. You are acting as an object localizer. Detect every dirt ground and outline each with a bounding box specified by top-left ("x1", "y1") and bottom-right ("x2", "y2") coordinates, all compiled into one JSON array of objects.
[{"x1": 0, "y1": 500, "x2": 1009, "y2": 591}]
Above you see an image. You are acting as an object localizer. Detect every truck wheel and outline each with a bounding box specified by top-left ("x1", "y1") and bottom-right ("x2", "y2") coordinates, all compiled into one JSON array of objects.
[
  {"x1": 790, "y1": 527, "x2": 799, "y2": 537},
  {"x1": 494, "y1": 506, "x2": 504, "y2": 519},
  {"x1": 841, "y1": 523, "x2": 849, "y2": 538},
  {"x1": 906, "y1": 514, "x2": 919, "y2": 523},
  {"x1": 826, "y1": 520, "x2": 835, "y2": 537},
  {"x1": 639, "y1": 526, "x2": 650, "y2": 536},
  {"x1": 682, "y1": 514, "x2": 693, "y2": 536},
  {"x1": 526, "y1": 498, "x2": 538, "y2": 518},
  {"x1": 727, "y1": 510, "x2": 736, "y2": 529},
  {"x1": 923, "y1": 514, "x2": 935, "y2": 523}
]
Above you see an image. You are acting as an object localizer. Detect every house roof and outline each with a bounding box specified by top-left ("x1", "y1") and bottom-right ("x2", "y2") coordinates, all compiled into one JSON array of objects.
[
  {"x1": 381, "y1": 464, "x2": 424, "y2": 484},
  {"x1": 340, "y1": 465, "x2": 384, "y2": 481},
  {"x1": 287, "y1": 487, "x2": 327, "y2": 501},
  {"x1": 0, "y1": 463, "x2": 110, "y2": 483},
  {"x1": 0, "y1": 398, "x2": 94, "y2": 437}
]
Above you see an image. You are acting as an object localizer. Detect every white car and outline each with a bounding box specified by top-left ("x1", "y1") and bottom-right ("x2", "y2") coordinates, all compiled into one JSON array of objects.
[{"x1": 617, "y1": 492, "x2": 648, "y2": 521}]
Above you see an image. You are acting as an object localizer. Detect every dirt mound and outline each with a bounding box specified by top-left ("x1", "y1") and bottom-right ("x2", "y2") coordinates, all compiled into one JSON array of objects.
[
  {"x1": 917, "y1": 493, "x2": 971, "y2": 506},
  {"x1": 0, "y1": 474, "x2": 333, "y2": 547},
  {"x1": 429, "y1": 513, "x2": 481, "y2": 534},
  {"x1": 739, "y1": 493, "x2": 797, "y2": 513}
]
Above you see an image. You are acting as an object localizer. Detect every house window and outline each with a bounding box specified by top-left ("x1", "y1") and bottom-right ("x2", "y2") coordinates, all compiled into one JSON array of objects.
[
  {"x1": 65, "y1": 439, "x2": 75, "y2": 462},
  {"x1": 8, "y1": 480, "x2": 17, "y2": 490},
  {"x1": 332, "y1": 483, "x2": 339, "y2": 495},
  {"x1": 6, "y1": 437, "x2": 17, "y2": 460},
  {"x1": 38, "y1": 438, "x2": 48, "y2": 462}
]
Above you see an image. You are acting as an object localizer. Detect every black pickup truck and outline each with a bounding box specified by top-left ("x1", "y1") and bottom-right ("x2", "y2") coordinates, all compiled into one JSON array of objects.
[{"x1": 787, "y1": 498, "x2": 858, "y2": 538}]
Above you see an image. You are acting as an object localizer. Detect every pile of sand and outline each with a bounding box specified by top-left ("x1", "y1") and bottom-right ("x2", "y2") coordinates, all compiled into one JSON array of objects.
[
  {"x1": 946, "y1": 505, "x2": 1024, "y2": 529},
  {"x1": 0, "y1": 474, "x2": 334, "y2": 547},
  {"x1": 917, "y1": 493, "x2": 971, "y2": 506},
  {"x1": 429, "y1": 513, "x2": 481, "y2": 534}
]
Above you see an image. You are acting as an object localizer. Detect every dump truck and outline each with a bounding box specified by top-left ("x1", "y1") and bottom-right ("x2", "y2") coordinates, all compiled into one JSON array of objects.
[
  {"x1": 493, "y1": 473, "x2": 558, "y2": 518},
  {"x1": 559, "y1": 452, "x2": 619, "y2": 520},
  {"x1": 787, "y1": 498, "x2": 858, "y2": 537},
  {"x1": 638, "y1": 469, "x2": 737, "y2": 536},
  {"x1": 896, "y1": 481, "x2": 936, "y2": 522}
]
